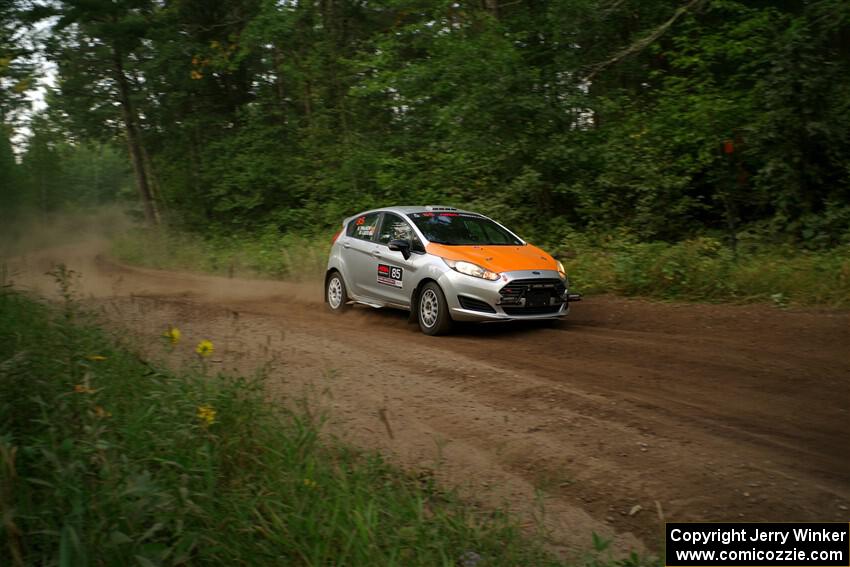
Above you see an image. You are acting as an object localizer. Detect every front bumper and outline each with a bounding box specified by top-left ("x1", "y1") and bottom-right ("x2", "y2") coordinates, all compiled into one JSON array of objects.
[{"x1": 437, "y1": 269, "x2": 580, "y2": 322}]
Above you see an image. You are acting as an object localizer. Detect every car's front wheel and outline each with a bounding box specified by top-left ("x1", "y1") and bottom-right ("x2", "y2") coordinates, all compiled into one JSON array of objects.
[
  {"x1": 326, "y1": 271, "x2": 349, "y2": 313},
  {"x1": 417, "y1": 282, "x2": 453, "y2": 335}
]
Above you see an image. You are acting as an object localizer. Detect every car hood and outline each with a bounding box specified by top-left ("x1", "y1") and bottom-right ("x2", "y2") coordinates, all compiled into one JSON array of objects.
[{"x1": 426, "y1": 243, "x2": 558, "y2": 273}]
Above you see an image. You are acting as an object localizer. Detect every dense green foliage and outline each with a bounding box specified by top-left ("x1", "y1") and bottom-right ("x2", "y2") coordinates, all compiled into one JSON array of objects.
[
  {"x1": 2, "y1": 0, "x2": 849, "y2": 249},
  {"x1": 0, "y1": 0, "x2": 33, "y2": 119},
  {"x1": 2, "y1": 116, "x2": 133, "y2": 216},
  {"x1": 0, "y1": 284, "x2": 587, "y2": 565}
]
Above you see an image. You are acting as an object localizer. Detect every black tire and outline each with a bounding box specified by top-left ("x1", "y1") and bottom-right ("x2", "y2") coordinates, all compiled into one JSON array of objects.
[
  {"x1": 326, "y1": 271, "x2": 349, "y2": 313},
  {"x1": 417, "y1": 282, "x2": 453, "y2": 335}
]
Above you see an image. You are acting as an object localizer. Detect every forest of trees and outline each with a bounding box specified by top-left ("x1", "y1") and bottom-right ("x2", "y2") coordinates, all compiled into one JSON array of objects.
[{"x1": 2, "y1": 0, "x2": 849, "y2": 249}]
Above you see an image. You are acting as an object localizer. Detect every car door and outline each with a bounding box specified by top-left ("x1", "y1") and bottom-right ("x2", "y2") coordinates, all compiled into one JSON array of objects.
[
  {"x1": 338, "y1": 211, "x2": 383, "y2": 298},
  {"x1": 368, "y1": 213, "x2": 424, "y2": 306}
]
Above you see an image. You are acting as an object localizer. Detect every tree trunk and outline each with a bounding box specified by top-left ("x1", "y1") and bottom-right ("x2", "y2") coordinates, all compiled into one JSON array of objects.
[
  {"x1": 141, "y1": 141, "x2": 167, "y2": 220},
  {"x1": 112, "y1": 46, "x2": 159, "y2": 225}
]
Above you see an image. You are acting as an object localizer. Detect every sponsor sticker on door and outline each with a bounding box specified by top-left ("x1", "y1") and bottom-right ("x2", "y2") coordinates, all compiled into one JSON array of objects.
[{"x1": 377, "y1": 264, "x2": 403, "y2": 287}]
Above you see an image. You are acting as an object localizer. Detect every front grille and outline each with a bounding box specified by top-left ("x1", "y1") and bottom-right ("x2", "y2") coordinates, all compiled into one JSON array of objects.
[
  {"x1": 498, "y1": 278, "x2": 566, "y2": 314},
  {"x1": 457, "y1": 295, "x2": 497, "y2": 313},
  {"x1": 503, "y1": 305, "x2": 563, "y2": 316},
  {"x1": 499, "y1": 278, "x2": 565, "y2": 299}
]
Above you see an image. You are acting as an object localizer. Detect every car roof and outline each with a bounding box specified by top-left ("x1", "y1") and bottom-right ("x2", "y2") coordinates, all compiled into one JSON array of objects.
[{"x1": 353, "y1": 205, "x2": 481, "y2": 217}]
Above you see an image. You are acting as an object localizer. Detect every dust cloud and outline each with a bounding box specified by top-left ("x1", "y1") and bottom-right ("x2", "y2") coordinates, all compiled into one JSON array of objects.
[{"x1": 1, "y1": 207, "x2": 324, "y2": 306}]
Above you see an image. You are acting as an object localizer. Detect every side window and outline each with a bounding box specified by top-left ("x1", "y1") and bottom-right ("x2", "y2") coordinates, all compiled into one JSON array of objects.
[
  {"x1": 377, "y1": 214, "x2": 414, "y2": 245},
  {"x1": 378, "y1": 214, "x2": 425, "y2": 254},
  {"x1": 346, "y1": 212, "x2": 381, "y2": 241}
]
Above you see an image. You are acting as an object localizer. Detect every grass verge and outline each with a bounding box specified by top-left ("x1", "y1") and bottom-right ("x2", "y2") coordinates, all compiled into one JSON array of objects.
[
  {"x1": 1, "y1": 275, "x2": 629, "y2": 566},
  {"x1": 112, "y1": 226, "x2": 329, "y2": 282},
  {"x1": 114, "y1": 226, "x2": 850, "y2": 308},
  {"x1": 557, "y1": 235, "x2": 850, "y2": 308}
]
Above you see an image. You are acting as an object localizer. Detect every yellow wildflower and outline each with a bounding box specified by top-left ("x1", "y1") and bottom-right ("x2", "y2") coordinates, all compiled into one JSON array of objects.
[
  {"x1": 86, "y1": 355, "x2": 107, "y2": 362},
  {"x1": 163, "y1": 327, "x2": 181, "y2": 344},
  {"x1": 302, "y1": 478, "x2": 318, "y2": 489},
  {"x1": 195, "y1": 339, "x2": 214, "y2": 357},
  {"x1": 94, "y1": 405, "x2": 112, "y2": 418},
  {"x1": 74, "y1": 384, "x2": 94, "y2": 394},
  {"x1": 197, "y1": 404, "x2": 216, "y2": 426},
  {"x1": 190, "y1": 70, "x2": 203, "y2": 80}
]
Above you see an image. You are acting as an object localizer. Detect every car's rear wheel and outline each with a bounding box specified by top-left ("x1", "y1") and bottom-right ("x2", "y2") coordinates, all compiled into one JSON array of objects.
[
  {"x1": 418, "y1": 282, "x2": 453, "y2": 335},
  {"x1": 326, "y1": 272, "x2": 349, "y2": 313}
]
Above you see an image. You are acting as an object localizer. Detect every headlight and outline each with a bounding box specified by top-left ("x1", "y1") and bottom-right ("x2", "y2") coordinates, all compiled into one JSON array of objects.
[
  {"x1": 556, "y1": 260, "x2": 568, "y2": 281},
  {"x1": 443, "y1": 258, "x2": 500, "y2": 281}
]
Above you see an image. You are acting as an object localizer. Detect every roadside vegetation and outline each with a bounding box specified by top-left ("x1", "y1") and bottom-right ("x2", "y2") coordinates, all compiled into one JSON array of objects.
[
  {"x1": 112, "y1": 226, "x2": 329, "y2": 282},
  {"x1": 557, "y1": 234, "x2": 850, "y2": 308},
  {"x1": 1, "y1": 275, "x2": 640, "y2": 566},
  {"x1": 113, "y1": 226, "x2": 850, "y2": 308}
]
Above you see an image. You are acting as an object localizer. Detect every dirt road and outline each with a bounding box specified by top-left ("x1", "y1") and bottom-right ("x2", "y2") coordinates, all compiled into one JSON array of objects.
[{"x1": 9, "y1": 241, "x2": 850, "y2": 559}]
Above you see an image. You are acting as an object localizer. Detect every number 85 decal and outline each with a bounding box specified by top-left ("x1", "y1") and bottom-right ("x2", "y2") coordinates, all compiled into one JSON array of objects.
[{"x1": 377, "y1": 264, "x2": 404, "y2": 288}]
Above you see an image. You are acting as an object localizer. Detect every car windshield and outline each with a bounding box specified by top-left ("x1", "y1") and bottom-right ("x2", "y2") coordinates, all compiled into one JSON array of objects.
[{"x1": 407, "y1": 212, "x2": 523, "y2": 246}]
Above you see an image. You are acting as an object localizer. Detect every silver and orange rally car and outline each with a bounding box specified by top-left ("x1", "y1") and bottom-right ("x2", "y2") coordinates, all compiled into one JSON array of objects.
[{"x1": 325, "y1": 206, "x2": 581, "y2": 335}]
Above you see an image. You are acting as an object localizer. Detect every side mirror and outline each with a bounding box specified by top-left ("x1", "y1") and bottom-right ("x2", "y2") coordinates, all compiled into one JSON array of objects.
[{"x1": 388, "y1": 239, "x2": 411, "y2": 260}]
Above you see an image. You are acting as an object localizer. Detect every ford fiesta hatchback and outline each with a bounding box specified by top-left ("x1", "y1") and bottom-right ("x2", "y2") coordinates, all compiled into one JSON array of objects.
[{"x1": 324, "y1": 206, "x2": 581, "y2": 335}]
